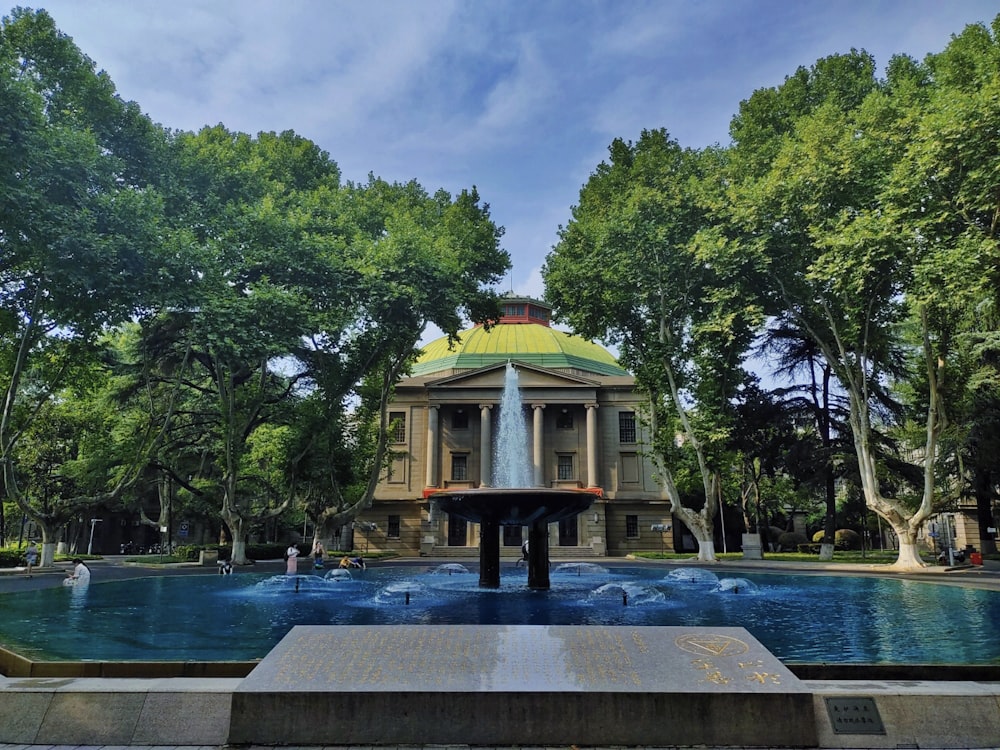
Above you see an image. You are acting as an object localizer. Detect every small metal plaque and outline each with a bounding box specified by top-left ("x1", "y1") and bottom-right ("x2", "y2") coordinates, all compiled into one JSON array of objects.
[{"x1": 824, "y1": 696, "x2": 886, "y2": 735}]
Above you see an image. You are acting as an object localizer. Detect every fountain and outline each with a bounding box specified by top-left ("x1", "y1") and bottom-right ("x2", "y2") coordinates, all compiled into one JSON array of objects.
[{"x1": 430, "y1": 361, "x2": 596, "y2": 589}]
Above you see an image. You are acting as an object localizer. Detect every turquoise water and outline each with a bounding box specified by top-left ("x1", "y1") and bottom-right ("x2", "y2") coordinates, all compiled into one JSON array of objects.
[{"x1": 1, "y1": 563, "x2": 998, "y2": 664}]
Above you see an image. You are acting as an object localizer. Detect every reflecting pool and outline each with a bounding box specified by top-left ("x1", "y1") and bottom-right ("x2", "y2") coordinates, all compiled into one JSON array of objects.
[{"x1": 2, "y1": 563, "x2": 998, "y2": 665}]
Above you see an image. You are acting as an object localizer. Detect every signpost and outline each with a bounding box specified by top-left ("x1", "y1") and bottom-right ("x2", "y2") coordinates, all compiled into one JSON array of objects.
[{"x1": 651, "y1": 523, "x2": 671, "y2": 557}]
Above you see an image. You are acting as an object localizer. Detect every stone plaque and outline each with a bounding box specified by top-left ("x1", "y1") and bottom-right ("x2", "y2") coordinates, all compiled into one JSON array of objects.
[
  {"x1": 237, "y1": 624, "x2": 802, "y2": 693},
  {"x1": 824, "y1": 696, "x2": 886, "y2": 734},
  {"x1": 230, "y1": 625, "x2": 818, "y2": 746}
]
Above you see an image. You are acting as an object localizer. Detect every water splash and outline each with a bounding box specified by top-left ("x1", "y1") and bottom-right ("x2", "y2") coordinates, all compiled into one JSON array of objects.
[
  {"x1": 374, "y1": 580, "x2": 428, "y2": 606},
  {"x1": 429, "y1": 563, "x2": 472, "y2": 575},
  {"x1": 715, "y1": 577, "x2": 758, "y2": 594},
  {"x1": 666, "y1": 568, "x2": 720, "y2": 585},
  {"x1": 591, "y1": 582, "x2": 667, "y2": 606},
  {"x1": 492, "y1": 362, "x2": 532, "y2": 487}
]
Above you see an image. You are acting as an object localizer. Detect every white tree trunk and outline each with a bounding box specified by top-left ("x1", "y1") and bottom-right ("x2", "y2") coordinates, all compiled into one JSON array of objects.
[
  {"x1": 697, "y1": 539, "x2": 718, "y2": 562},
  {"x1": 41, "y1": 541, "x2": 57, "y2": 568},
  {"x1": 889, "y1": 540, "x2": 926, "y2": 571},
  {"x1": 818, "y1": 542, "x2": 835, "y2": 561},
  {"x1": 231, "y1": 534, "x2": 249, "y2": 565}
]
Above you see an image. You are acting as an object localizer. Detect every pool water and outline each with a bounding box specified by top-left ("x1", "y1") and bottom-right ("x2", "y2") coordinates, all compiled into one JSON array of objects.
[{"x1": 2, "y1": 563, "x2": 998, "y2": 664}]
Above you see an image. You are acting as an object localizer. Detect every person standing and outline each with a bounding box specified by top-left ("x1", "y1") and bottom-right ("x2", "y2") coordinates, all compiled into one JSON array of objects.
[
  {"x1": 24, "y1": 541, "x2": 38, "y2": 578},
  {"x1": 285, "y1": 543, "x2": 299, "y2": 575}
]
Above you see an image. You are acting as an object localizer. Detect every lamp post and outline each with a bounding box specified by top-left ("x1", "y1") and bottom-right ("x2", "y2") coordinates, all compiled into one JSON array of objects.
[
  {"x1": 87, "y1": 518, "x2": 102, "y2": 555},
  {"x1": 651, "y1": 523, "x2": 671, "y2": 557}
]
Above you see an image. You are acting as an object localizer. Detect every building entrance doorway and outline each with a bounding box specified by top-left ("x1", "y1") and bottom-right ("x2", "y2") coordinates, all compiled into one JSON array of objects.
[
  {"x1": 503, "y1": 525, "x2": 523, "y2": 547},
  {"x1": 558, "y1": 517, "x2": 578, "y2": 546},
  {"x1": 447, "y1": 516, "x2": 467, "y2": 546}
]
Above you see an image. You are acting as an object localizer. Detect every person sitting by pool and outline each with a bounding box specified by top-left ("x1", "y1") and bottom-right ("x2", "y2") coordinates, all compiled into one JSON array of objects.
[
  {"x1": 64, "y1": 558, "x2": 91, "y2": 586},
  {"x1": 218, "y1": 559, "x2": 233, "y2": 575},
  {"x1": 349, "y1": 555, "x2": 365, "y2": 570},
  {"x1": 311, "y1": 540, "x2": 325, "y2": 569},
  {"x1": 339, "y1": 555, "x2": 351, "y2": 569}
]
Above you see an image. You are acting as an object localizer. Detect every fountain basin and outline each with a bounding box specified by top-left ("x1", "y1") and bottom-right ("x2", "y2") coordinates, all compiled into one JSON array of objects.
[{"x1": 429, "y1": 487, "x2": 596, "y2": 525}]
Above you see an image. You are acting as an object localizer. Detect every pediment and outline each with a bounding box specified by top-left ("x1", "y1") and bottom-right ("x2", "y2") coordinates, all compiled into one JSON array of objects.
[{"x1": 426, "y1": 360, "x2": 600, "y2": 390}]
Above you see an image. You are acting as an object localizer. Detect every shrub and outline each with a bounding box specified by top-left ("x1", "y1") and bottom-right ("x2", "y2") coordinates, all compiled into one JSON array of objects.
[
  {"x1": 834, "y1": 528, "x2": 862, "y2": 550},
  {"x1": 0, "y1": 547, "x2": 25, "y2": 567},
  {"x1": 811, "y1": 528, "x2": 862, "y2": 550},
  {"x1": 172, "y1": 544, "x2": 202, "y2": 562},
  {"x1": 777, "y1": 531, "x2": 809, "y2": 551}
]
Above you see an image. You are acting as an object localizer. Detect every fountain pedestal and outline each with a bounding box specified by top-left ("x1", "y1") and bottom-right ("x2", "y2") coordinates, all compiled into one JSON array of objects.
[{"x1": 429, "y1": 488, "x2": 596, "y2": 589}]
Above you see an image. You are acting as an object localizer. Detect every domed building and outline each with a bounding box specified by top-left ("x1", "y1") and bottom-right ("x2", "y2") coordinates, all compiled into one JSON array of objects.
[{"x1": 356, "y1": 295, "x2": 676, "y2": 558}]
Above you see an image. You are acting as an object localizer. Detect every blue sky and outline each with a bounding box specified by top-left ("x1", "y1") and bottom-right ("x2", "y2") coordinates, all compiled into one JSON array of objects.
[{"x1": 27, "y1": 0, "x2": 1000, "y2": 338}]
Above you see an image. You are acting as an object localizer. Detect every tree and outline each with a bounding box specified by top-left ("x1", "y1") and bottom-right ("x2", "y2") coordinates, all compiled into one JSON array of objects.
[
  {"x1": 884, "y1": 16, "x2": 1000, "y2": 556},
  {"x1": 545, "y1": 130, "x2": 760, "y2": 560},
  {"x1": 1, "y1": 9, "x2": 172, "y2": 565},
  {"x1": 289, "y1": 177, "x2": 509, "y2": 548},
  {"x1": 727, "y1": 49, "x2": 967, "y2": 569}
]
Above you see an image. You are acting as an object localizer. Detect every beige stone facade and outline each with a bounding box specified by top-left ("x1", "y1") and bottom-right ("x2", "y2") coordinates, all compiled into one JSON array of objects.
[{"x1": 354, "y1": 301, "x2": 676, "y2": 558}]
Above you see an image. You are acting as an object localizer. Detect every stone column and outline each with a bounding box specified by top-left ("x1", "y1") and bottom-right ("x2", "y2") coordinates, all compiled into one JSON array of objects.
[
  {"x1": 527, "y1": 521, "x2": 550, "y2": 590},
  {"x1": 532, "y1": 403, "x2": 545, "y2": 487},
  {"x1": 425, "y1": 405, "x2": 440, "y2": 489},
  {"x1": 479, "y1": 404, "x2": 493, "y2": 487},
  {"x1": 479, "y1": 516, "x2": 501, "y2": 588},
  {"x1": 586, "y1": 402, "x2": 599, "y2": 488}
]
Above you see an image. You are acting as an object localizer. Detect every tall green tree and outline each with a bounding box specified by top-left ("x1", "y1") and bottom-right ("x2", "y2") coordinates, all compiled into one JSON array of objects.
[
  {"x1": 884, "y1": 16, "x2": 1000, "y2": 555},
  {"x1": 291, "y1": 177, "x2": 508, "y2": 548},
  {"x1": 0, "y1": 9, "x2": 172, "y2": 564},
  {"x1": 545, "y1": 130, "x2": 760, "y2": 560},
  {"x1": 728, "y1": 48, "x2": 976, "y2": 569}
]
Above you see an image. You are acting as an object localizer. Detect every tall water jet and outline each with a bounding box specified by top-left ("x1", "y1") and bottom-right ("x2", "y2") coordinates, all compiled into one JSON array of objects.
[
  {"x1": 430, "y1": 361, "x2": 596, "y2": 589},
  {"x1": 493, "y1": 362, "x2": 531, "y2": 488}
]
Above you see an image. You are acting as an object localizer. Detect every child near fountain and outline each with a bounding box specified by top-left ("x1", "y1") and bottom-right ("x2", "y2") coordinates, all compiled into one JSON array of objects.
[{"x1": 284, "y1": 543, "x2": 299, "y2": 575}]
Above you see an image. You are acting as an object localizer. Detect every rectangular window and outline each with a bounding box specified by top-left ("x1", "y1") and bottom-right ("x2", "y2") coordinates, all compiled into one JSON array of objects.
[
  {"x1": 619, "y1": 411, "x2": 636, "y2": 443},
  {"x1": 557, "y1": 454, "x2": 574, "y2": 481},
  {"x1": 556, "y1": 409, "x2": 574, "y2": 429},
  {"x1": 452, "y1": 408, "x2": 469, "y2": 430},
  {"x1": 388, "y1": 453, "x2": 406, "y2": 483},
  {"x1": 621, "y1": 453, "x2": 639, "y2": 484},
  {"x1": 625, "y1": 514, "x2": 639, "y2": 539},
  {"x1": 451, "y1": 454, "x2": 468, "y2": 481},
  {"x1": 387, "y1": 515, "x2": 401, "y2": 539},
  {"x1": 390, "y1": 411, "x2": 406, "y2": 443}
]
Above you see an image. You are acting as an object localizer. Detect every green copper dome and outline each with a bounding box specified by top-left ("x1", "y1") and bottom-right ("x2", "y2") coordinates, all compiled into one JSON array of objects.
[{"x1": 413, "y1": 322, "x2": 627, "y2": 377}]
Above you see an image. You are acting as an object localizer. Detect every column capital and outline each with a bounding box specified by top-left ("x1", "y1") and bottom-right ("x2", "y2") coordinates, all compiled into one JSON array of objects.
[
  {"x1": 585, "y1": 402, "x2": 599, "y2": 410},
  {"x1": 478, "y1": 403, "x2": 493, "y2": 411},
  {"x1": 531, "y1": 403, "x2": 546, "y2": 411},
  {"x1": 428, "y1": 404, "x2": 440, "y2": 411}
]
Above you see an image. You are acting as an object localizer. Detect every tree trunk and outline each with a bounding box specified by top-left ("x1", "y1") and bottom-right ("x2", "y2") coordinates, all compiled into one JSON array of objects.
[
  {"x1": 672, "y1": 505, "x2": 717, "y2": 561},
  {"x1": 339, "y1": 524, "x2": 353, "y2": 553},
  {"x1": 891, "y1": 539, "x2": 926, "y2": 570},
  {"x1": 223, "y1": 512, "x2": 250, "y2": 564}
]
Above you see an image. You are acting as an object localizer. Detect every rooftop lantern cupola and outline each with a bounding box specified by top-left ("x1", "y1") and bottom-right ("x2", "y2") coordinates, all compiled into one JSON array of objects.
[{"x1": 495, "y1": 294, "x2": 551, "y2": 327}]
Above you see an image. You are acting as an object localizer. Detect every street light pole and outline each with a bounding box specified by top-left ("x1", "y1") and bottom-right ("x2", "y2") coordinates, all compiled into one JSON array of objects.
[{"x1": 87, "y1": 518, "x2": 102, "y2": 555}]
